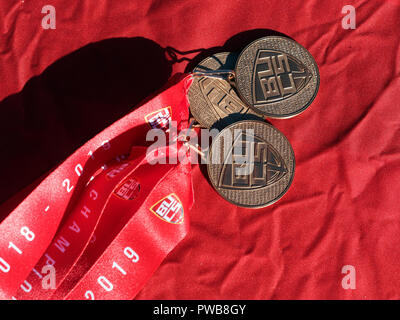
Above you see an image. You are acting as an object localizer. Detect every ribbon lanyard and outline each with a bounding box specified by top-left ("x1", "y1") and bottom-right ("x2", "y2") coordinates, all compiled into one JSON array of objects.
[{"x1": 0, "y1": 74, "x2": 194, "y2": 300}]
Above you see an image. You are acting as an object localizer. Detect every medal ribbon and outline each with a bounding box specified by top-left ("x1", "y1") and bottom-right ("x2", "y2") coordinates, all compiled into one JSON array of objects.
[{"x1": 0, "y1": 74, "x2": 194, "y2": 300}]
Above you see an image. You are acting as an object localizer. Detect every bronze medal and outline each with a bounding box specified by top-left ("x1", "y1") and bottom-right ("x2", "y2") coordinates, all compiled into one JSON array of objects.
[
  {"x1": 235, "y1": 36, "x2": 320, "y2": 118},
  {"x1": 207, "y1": 120, "x2": 295, "y2": 208},
  {"x1": 189, "y1": 52, "x2": 261, "y2": 129}
]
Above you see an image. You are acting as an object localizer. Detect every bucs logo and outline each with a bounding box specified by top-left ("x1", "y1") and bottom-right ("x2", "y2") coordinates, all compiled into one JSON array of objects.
[
  {"x1": 199, "y1": 77, "x2": 248, "y2": 118},
  {"x1": 253, "y1": 50, "x2": 312, "y2": 104},
  {"x1": 114, "y1": 178, "x2": 140, "y2": 200},
  {"x1": 144, "y1": 106, "x2": 172, "y2": 130},
  {"x1": 150, "y1": 193, "x2": 184, "y2": 224},
  {"x1": 219, "y1": 132, "x2": 287, "y2": 190}
]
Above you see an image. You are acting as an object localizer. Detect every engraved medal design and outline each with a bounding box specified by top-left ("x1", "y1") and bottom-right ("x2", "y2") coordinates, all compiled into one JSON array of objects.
[
  {"x1": 218, "y1": 132, "x2": 288, "y2": 190},
  {"x1": 207, "y1": 120, "x2": 295, "y2": 208},
  {"x1": 253, "y1": 50, "x2": 312, "y2": 104},
  {"x1": 189, "y1": 52, "x2": 261, "y2": 129},
  {"x1": 235, "y1": 36, "x2": 319, "y2": 118}
]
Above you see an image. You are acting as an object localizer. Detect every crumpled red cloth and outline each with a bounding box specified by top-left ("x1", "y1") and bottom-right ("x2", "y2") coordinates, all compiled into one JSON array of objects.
[{"x1": 1, "y1": 0, "x2": 400, "y2": 299}]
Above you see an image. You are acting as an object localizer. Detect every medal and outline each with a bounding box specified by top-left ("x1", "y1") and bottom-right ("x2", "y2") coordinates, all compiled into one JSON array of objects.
[
  {"x1": 188, "y1": 52, "x2": 262, "y2": 129},
  {"x1": 184, "y1": 36, "x2": 318, "y2": 207},
  {"x1": 235, "y1": 36, "x2": 319, "y2": 118},
  {"x1": 207, "y1": 120, "x2": 295, "y2": 208}
]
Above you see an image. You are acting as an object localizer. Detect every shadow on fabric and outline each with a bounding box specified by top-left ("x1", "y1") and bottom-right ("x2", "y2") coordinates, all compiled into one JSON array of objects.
[{"x1": 0, "y1": 37, "x2": 173, "y2": 213}]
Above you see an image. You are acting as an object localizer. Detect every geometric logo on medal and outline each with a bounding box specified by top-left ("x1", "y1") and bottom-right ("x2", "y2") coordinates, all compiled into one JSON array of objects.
[
  {"x1": 144, "y1": 106, "x2": 172, "y2": 131},
  {"x1": 218, "y1": 132, "x2": 288, "y2": 190},
  {"x1": 199, "y1": 77, "x2": 249, "y2": 119},
  {"x1": 150, "y1": 193, "x2": 184, "y2": 224},
  {"x1": 253, "y1": 49, "x2": 312, "y2": 104}
]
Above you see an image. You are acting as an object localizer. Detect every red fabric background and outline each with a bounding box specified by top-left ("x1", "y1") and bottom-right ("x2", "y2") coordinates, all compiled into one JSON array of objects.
[{"x1": 1, "y1": 0, "x2": 400, "y2": 299}]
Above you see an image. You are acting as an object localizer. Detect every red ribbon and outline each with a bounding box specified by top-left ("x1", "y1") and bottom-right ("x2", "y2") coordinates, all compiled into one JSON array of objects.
[{"x1": 0, "y1": 74, "x2": 194, "y2": 300}]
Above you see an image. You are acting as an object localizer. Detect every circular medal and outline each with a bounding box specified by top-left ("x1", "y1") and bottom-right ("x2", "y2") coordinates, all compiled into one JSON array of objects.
[
  {"x1": 235, "y1": 36, "x2": 320, "y2": 118},
  {"x1": 188, "y1": 52, "x2": 261, "y2": 129},
  {"x1": 207, "y1": 120, "x2": 295, "y2": 208}
]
